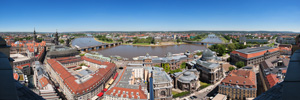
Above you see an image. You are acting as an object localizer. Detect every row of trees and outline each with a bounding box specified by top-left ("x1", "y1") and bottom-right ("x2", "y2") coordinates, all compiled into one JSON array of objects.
[
  {"x1": 188, "y1": 34, "x2": 207, "y2": 41},
  {"x1": 95, "y1": 35, "x2": 113, "y2": 42},
  {"x1": 132, "y1": 37, "x2": 155, "y2": 44},
  {"x1": 14, "y1": 37, "x2": 33, "y2": 41},
  {"x1": 209, "y1": 43, "x2": 248, "y2": 56}
]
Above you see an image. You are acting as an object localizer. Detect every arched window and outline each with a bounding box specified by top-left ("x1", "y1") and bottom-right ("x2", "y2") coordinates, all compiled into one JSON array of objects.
[{"x1": 161, "y1": 91, "x2": 166, "y2": 96}]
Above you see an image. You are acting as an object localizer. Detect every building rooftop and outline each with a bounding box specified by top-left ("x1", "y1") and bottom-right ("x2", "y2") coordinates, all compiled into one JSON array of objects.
[
  {"x1": 266, "y1": 74, "x2": 280, "y2": 88},
  {"x1": 10, "y1": 54, "x2": 30, "y2": 62},
  {"x1": 196, "y1": 59, "x2": 220, "y2": 69},
  {"x1": 47, "y1": 56, "x2": 115, "y2": 95},
  {"x1": 174, "y1": 69, "x2": 198, "y2": 83},
  {"x1": 152, "y1": 68, "x2": 172, "y2": 84},
  {"x1": 105, "y1": 67, "x2": 148, "y2": 99},
  {"x1": 231, "y1": 46, "x2": 279, "y2": 59},
  {"x1": 221, "y1": 70, "x2": 256, "y2": 88}
]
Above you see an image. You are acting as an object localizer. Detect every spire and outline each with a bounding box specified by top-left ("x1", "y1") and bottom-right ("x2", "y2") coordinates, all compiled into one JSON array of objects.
[{"x1": 33, "y1": 27, "x2": 37, "y2": 42}]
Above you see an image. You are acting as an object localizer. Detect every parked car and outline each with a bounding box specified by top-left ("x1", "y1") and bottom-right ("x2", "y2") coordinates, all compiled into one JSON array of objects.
[
  {"x1": 192, "y1": 96, "x2": 197, "y2": 99},
  {"x1": 190, "y1": 96, "x2": 194, "y2": 99}
]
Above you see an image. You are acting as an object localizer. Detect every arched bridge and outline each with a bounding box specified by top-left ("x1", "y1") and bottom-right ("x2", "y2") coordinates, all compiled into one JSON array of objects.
[
  {"x1": 76, "y1": 42, "x2": 122, "y2": 51},
  {"x1": 183, "y1": 41, "x2": 229, "y2": 45}
]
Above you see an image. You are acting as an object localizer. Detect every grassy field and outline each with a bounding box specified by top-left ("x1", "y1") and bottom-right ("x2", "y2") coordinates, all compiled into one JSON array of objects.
[
  {"x1": 172, "y1": 91, "x2": 190, "y2": 98},
  {"x1": 94, "y1": 38, "x2": 116, "y2": 43},
  {"x1": 199, "y1": 81, "x2": 211, "y2": 89},
  {"x1": 268, "y1": 43, "x2": 275, "y2": 47},
  {"x1": 219, "y1": 35, "x2": 229, "y2": 43},
  {"x1": 172, "y1": 91, "x2": 179, "y2": 95}
]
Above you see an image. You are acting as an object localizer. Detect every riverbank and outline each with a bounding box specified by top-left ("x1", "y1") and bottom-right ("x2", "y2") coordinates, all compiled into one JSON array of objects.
[
  {"x1": 94, "y1": 38, "x2": 116, "y2": 44},
  {"x1": 123, "y1": 42, "x2": 187, "y2": 47}
]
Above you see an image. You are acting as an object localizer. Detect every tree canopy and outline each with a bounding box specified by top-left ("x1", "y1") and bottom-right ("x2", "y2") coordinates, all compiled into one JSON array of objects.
[{"x1": 235, "y1": 61, "x2": 245, "y2": 68}]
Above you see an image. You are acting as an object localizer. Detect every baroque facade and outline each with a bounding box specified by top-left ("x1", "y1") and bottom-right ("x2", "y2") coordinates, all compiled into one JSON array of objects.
[
  {"x1": 187, "y1": 49, "x2": 224, "y2": 84},
  {"x1": 171, "y1": 69, "x2": 199, "y2": 92}
]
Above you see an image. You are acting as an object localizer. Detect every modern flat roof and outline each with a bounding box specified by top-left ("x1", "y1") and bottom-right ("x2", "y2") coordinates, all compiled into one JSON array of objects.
[{"x1": 235, "y1": 46, "x2": 273, "y2": 54}]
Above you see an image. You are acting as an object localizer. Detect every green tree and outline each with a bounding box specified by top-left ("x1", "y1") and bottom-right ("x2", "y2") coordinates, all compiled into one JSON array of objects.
[
  {"x1": 229, "y1": 66, "x2": 235, "y2": 71},
  {"x1": 196, "y1": 52, "x2": 202, "y2": 56},
  {"x1": 217, "y1": 44, "x2": 226, "y2": 56},
  {"x1": 180, "y1": 62, "x2": 186, "y2": 69},
  {"x1": 59, "y1": 39, "x2": 64, "y2": 43},
  {"x1": 227, "y1": 43, "x2": 236, "y2": 52},
  {"x1": 235, "y1": 61, "x2": 245, "y2": 68},
  {"x1": 227, "y1": 57, "x2": 231, "y2": 62},
  {"x1": 176, "y1": 39, "x2": 181, "y2": 43}
]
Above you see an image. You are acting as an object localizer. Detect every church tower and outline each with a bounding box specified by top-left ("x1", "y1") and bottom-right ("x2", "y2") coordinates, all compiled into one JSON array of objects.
[
  {"x1": 33, "y1": 28, "x2": 37, "y2": 42},
  {"x1": 55, "y1": 30, "x2": 59, "y2": 45}
]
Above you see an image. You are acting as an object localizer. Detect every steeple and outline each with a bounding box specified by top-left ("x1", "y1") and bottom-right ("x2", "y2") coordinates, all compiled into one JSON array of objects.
[
  {"x1": 33, "y1": 28, "x2": 37, "y2": 42},
  {"x1": 55, "y1": 29, "x2": 59, "y2": 45}
]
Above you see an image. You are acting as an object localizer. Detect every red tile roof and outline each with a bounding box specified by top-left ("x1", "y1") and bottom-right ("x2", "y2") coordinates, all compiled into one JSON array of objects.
[
  {"x1": 105, "y1": 86, "x2": 147, "y2": 99},
  {"x1": 282, "y1": 69, "x2": 287, "y2": 74},
  {"x1": 104, "y1": 67, "x2": 147, "y2": 99},
  {"x1": 39, "y1": 76, "x2": 49, "y2": 88},
  {"x1": 13, "y1": 73, "x2": 19, "y2": 80},
  {"x1": 266, "y1": 74, "x2": 279, "y2": 88},
  {"x1": 222, "y1": 70, "x2": 256, "y2": 88},
  {"x1": 16, "y1": 63, "x2": 31, "y2": 70},
  {"x1": 47, "y1": 56, "x2": 116, "y2": 95},
  {"x1": 231, "y1": 47, "x2": 279, "y2": 59}
]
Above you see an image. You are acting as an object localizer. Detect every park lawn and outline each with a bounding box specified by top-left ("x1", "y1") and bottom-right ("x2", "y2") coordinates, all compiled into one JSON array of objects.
[
  {"x1": 132, "y1": 43, "x2": 151, "y2": 45},
  {"x1": 172, "y1": 91, "x2": 179, "y2": 95},
  {"x1": 199, "y1": 81, "x2": 211, "y2": 89},
  {"x1": 172, "y1": 91, "x2": 190, "y2": 98},
  {"x1": 219, "y1": 35, "x2": 229, "y2": 43},
  {"x1": 268, "y1": 43, "x2": 275, "y2": 47},
  {"x1": 94, "y1": 38, "x2": 115, "y2": 43}
]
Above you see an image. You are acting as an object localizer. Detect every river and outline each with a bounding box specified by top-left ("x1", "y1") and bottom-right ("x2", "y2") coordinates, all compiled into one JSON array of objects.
[
  {"x1": 72, "y1": 37, "x2": 208, "y2": 59},
  {"x1": 96, "y1": 44, "x2": 207, "y2": 59}
]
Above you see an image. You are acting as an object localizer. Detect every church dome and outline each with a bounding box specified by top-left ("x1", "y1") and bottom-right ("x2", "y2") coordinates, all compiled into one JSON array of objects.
[{"x1": 201, "y1": 49, "x2": 215, "y2": 61}]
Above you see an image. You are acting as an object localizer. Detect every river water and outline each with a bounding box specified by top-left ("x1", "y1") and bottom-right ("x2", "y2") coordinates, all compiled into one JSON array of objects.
[
  {"x1": 96, "y1": 44, "x2": 207, "y2": 59},
  {"x1": 72, "y1": 37, "x2": 208, "y2": 59}
]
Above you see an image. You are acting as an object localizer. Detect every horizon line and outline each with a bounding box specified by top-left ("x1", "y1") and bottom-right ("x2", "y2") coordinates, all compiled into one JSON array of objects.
[{"x1": 0, "y1": 30, "x2": 299, "y2": 33}]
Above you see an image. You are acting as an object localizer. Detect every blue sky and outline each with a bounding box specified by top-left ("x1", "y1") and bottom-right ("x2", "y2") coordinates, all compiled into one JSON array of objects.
[{"x1": 0, "y1": 0, "x2": 299, "y2": 32}]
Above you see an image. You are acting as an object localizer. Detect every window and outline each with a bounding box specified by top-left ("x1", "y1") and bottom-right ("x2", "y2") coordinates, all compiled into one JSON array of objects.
[{"x1": 161, "y1": 91, "x2": 166, "y2": 96}]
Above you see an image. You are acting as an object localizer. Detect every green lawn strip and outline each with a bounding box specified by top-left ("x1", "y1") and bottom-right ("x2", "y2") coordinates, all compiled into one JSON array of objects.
[
  {"x1": 199, "y1": 81, "x2": 211, "y2": 89},
  {"x1": 173, "y1": 91, "x2": 190, "y2": 98}
]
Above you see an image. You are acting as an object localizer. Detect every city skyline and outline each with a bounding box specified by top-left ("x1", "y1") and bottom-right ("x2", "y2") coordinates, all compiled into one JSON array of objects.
[{"x1": 1, "y1": 0, "x2": 299, "y2": 32}]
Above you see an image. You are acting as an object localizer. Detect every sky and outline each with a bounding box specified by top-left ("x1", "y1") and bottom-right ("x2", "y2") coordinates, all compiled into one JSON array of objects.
[{"x1": 0, "y1": 0, "x2": 299, "y2": 32}]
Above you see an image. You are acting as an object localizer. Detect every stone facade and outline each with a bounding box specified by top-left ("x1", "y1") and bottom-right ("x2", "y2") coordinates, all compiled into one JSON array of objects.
[
  {"x1": 219, "y1": 70, "x2": 257, "y2": 100},
  {"x1": 142, "y1": 51, "x2": 194, "y2": 70},
  {"x1": 187, "y1": 49, "x2": 224, "y2": 84},
  {"x1": 171, "y1": 69, "x2": 199, "y2": 92}
]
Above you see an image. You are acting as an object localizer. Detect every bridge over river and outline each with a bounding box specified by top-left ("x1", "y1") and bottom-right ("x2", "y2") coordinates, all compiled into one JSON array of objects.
[
  {"x1": 183, "y1": 41, "x2": 229, "y2": 45},
  {"x1": 71, "y1": 37, "x2": 122, "y2": 51},
  {"x1": 184, "y1": 34, "x2": 229, "y2": 45}
]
